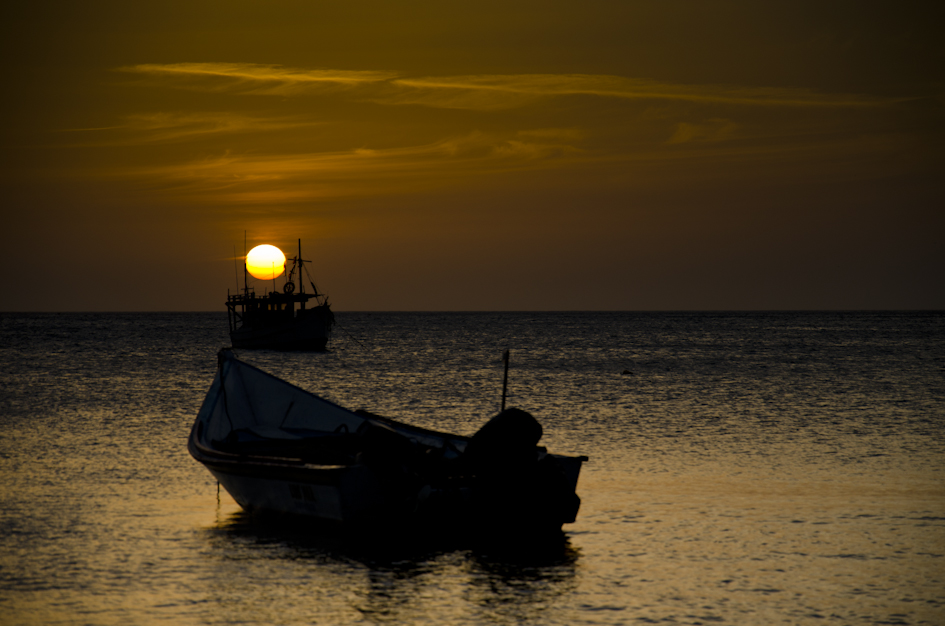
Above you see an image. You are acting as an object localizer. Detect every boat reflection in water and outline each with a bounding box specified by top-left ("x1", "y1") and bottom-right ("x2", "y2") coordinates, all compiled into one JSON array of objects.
[
  {"x1": 204, "y1": 507, "x2": 580, "y2": 624},
  {"x1": 189, "y1": 349, "x2": 587, "y2": 539}
]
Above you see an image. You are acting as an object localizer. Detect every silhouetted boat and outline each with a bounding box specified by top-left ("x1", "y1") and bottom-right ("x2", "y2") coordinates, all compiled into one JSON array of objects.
[
  {"x1": 189, "y1": 350, "x2": 587, "y2": 535},
  {"x1": 226, "y1": 240, "x2": 334, "y2": 351}
]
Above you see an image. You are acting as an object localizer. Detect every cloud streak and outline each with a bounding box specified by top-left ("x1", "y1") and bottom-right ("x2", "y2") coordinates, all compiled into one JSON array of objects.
[
  {"x1": 120, "y1": 63, "x2": 890, "y2": 110},
  {"x1": 69, "y1": 112, "x2": 323, "y2": 144},
  {"x1": 120, "y1": 63, "x2": 399, "y2": 95},
  {"x1": 108, "y1": 121, "x2": 906, "y2": 208},
  {"x1": 390, "y1": 74, "x2": 890, "y2": 110},
  {"x1": 115, "y1": 131, "x2": 585, "y2": 204}
]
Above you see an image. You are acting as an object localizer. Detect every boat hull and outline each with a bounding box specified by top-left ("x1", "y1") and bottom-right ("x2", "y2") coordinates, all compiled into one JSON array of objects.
[
  {"x1": 229, "y1": 306, "x2": 332, "y2": 351},
  {"x1": 191, "y1": 442, "x2": 385, "y2": 523}
]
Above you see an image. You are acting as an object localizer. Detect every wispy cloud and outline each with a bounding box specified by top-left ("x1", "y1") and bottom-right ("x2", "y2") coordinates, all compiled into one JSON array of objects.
[
  {"x1": 120, "y1": 63, "x2": 399, "y2": 95},
  {"x1": 115, "y1": 131, "x2": 585, "y2": 204},
  {"x1": 119, "y1": 63, "x2": 890, "y2": 110},
  {"x1": 120, "y1": 129, "x2": 904, "y2": 207},
  {"x1": 389, "y1": 74, "x2": 892, "y2": 110},
  {"x1": 68, "y1": 112, "x2": 323, "y2": 144}
]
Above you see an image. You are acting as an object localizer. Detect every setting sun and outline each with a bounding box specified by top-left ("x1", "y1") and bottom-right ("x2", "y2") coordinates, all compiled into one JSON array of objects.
[{"x1": 245, "y1": 245, "x2": 286, "y2": 280}]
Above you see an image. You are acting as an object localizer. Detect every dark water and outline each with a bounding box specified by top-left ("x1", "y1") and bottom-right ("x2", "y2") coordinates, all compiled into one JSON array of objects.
[{"x1": 1, "y1": 311, "x2": 943, "y2": 625}]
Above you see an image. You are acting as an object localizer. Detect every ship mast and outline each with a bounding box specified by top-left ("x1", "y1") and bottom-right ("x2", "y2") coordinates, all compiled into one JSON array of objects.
[
  {"x1": 298, "y1": 239, "x2": 304, "y2": 296},
  {"x1": 243, "y1": 231, "x2": 249, "y2": 296},
  {"x1": 298, "y1": 239, "x2": 305, "y2": 310}
]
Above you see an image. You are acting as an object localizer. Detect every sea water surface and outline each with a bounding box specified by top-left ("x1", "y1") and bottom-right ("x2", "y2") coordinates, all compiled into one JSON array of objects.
[{"x1": 1, "y1": 311, "x2": 943, "y2": 625}]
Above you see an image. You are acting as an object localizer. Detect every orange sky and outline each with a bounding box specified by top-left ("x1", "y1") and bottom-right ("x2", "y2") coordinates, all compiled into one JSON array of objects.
[{"x1": 2, "y1": 1, "x2": 942, "y2": 311}]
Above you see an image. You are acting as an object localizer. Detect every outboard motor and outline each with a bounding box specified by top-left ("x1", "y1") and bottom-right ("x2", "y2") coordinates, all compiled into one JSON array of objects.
[
  {"x1": 464, "y1": 408, "x2": 580, "y2": 530},
  {"x1": 464, "y1": 408, "x2": 543, "y2": 476}
]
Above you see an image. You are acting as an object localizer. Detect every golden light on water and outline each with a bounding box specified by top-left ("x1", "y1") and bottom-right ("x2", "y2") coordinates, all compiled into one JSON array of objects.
[{"x1": 245, "y1": 245, "x2": 286, "y2": 280}]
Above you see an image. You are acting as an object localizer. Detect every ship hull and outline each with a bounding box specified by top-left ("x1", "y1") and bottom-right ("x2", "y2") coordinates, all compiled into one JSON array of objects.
[{"x1": 229, "y1": 305, "x2": 332, "y2": 351}]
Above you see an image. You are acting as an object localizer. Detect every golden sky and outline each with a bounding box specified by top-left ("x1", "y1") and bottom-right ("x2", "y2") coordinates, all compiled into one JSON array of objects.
[{"x1": 2, "y1": 1, "x2": 942, "y2": 310}]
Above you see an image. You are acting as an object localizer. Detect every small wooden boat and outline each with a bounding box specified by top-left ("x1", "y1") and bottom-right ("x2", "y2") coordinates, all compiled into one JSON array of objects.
[
  {"x1": 226, "y1": 240, "x2": 334, "y2": 351},
  {"x1": 189, "y1": 350, "x2": 586, "y2": 535}
]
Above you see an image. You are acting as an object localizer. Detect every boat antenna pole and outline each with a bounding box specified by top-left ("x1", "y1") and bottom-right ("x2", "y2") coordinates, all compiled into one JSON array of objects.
[
  {"x1": 295, "y1": 244, "x2": 321, "y2": 300},
  {"x1": 298, "y1": 239, "x2": 304, "y2": 295},
  {"x1": 243, "y1": 232, "x2": 247, "y2": 294},
  {"x1": 501, "y1": 349, "x2": 510, "y2": 411},
  {"x1": 297, "y1": 239, "x2": 306, "y2": 309}
]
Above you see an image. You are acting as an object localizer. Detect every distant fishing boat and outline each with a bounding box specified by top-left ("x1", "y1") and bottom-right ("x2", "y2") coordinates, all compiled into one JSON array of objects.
[
  {"x1": 226, "y1": 239, "x2": 334, "y2": 351},
  {"x1": 189, "y1": 349, "x2": 587, "y2": 535}
]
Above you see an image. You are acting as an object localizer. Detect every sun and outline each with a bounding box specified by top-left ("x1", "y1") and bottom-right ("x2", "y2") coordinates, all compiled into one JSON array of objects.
[{"x1": 245, "y1": 244, "x2": 286, "y2": 280}]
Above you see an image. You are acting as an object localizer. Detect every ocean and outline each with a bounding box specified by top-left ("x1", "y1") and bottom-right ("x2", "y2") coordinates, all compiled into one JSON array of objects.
[{"x1": 1, "y1": 311, "x2": 943, "y2": 625}]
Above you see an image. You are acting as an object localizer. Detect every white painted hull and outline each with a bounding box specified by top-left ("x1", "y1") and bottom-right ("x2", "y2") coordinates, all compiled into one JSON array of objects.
[{"x1": 204, "y1": 463, "x2": 384, "y2": 523}]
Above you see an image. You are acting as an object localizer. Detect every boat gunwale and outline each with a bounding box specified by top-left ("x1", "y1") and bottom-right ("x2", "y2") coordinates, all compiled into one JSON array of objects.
[{"x1": 188, "y1": 431, "x2": 361, "y2": 487}]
